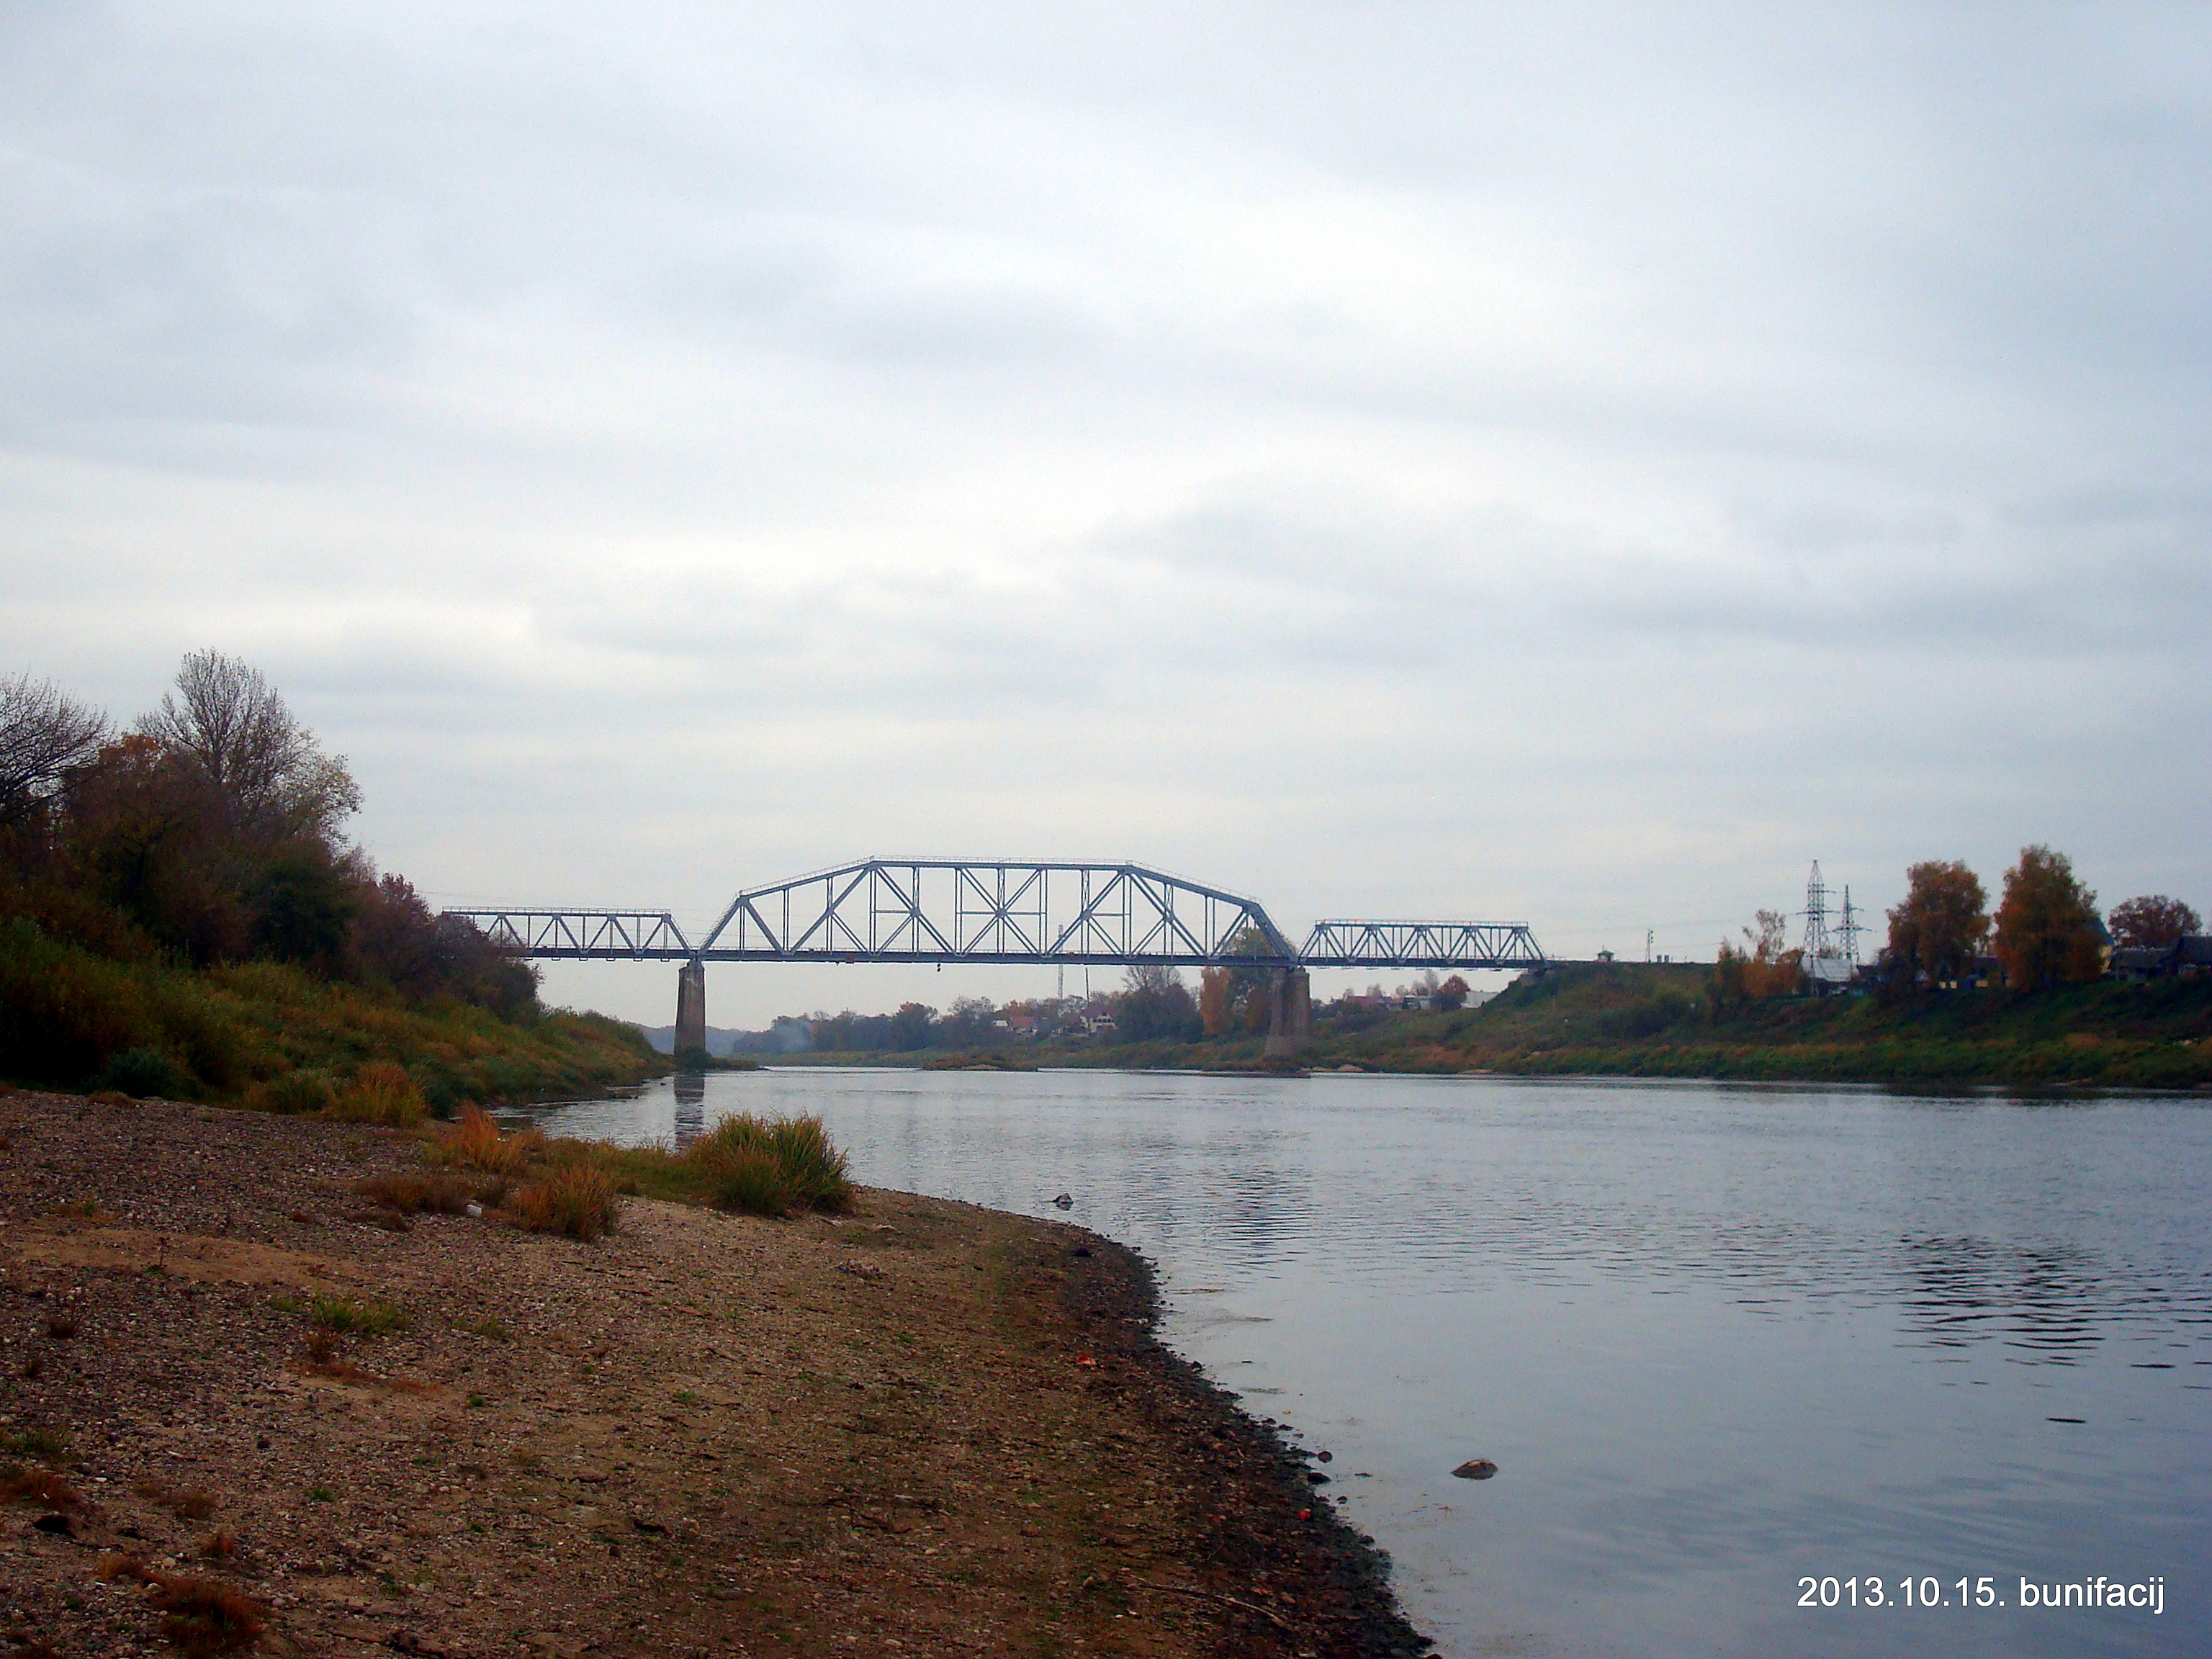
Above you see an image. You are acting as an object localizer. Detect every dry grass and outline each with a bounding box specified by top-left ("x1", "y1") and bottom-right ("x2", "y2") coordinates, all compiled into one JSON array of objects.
[
  {"x1": 0, "y1": 1428, "x2": 68, "y2": 1460},
  {"x1": 353, "y1": 1172, "x2": 476, "y2": 1215},
  {"x1": 136, "y1": 1481, "x2": 218, "y2": 1521},
  {"x1": 434, "y1": 1104, "x2": 542, "y2": 1175},
  {"x1": 99, "y1": 1558, "x2": 265, "y2": 1657},
  {"x1": 42, "y1": 1313, "x2": 78, "y2": 1339},
  {"x1": 199, "y1": 1532, "x2": 238, "y2": 1560},
  {"x1": 1, "y1": 1468, "x2": 83, "y2": 1510},
  {"x1": 505, "y1": 1160, "x2": 620, "y2": 1241},
  {"x1": 325, "y1": 1061, "x2": 428, "y2": 1129}
]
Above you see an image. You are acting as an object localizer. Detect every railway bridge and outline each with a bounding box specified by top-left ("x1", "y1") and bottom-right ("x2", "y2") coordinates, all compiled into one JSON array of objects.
[{"x1": 444, "y1": 857, "x2": 1547, "y2": 1058}]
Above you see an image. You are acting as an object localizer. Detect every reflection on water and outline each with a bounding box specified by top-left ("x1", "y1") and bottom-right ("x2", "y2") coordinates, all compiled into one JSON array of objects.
[
  {"x1": 671, "y1": 1071, "x2": 706, "y2": 1141},
  {"x1": 513, "y1": 1071, "x2": 2212, "y2": 1659}
]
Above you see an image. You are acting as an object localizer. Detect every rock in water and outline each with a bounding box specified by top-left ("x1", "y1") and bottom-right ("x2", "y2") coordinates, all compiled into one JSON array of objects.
[
  {"x1": 1051, "y1": 1193, "x2": 1074, "y2": 1210},
  {"x1": 1451, "y1": 1459, "x2": 1498, "y2": 1480}
]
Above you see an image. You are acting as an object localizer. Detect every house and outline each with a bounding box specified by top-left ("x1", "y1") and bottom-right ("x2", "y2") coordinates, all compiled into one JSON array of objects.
[{"x1": 2110, "y1": 936, "x2": 2212, "y2": 979}]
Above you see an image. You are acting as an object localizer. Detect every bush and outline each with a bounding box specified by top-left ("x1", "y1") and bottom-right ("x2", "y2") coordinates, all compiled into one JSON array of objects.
[
  {"x1": 506, "y1": 1161, "x2": 619, "y2": 1241},
  {"x1": 328, "y1": 1061, "x2": 427, "y2": 1128},
  {"x1": 257, "y1": 1069, "x2": 338, "y2": 1115},
  {"x1": 92, "y1": 1046, "x2": 184, "y2": 1099},
  {"x1": 305, "y1": 1295, "x2": 410, "y2": 1336},
  {"x1": 354, "y1": 1173, "x2": 475, "y2": 1215},
  {"x1": 683, "y1": 1112, "x2": 853, "y2": 1216},
  {"x1": 0, "y1": 918, "x2": 156, "y2": 1086},
  {"x1": 434, "y1": 1104, "x2": 541, "y2": 1175}
]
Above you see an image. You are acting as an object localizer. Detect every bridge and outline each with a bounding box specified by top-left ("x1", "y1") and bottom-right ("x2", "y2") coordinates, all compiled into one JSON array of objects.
[{"x1": 444, "y1": 857, "x2": 1546, "y2": 1058}]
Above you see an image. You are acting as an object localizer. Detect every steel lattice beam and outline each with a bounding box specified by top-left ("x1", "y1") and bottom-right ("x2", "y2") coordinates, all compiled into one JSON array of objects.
[
  {"x1": 1297, "y1": 919, "x2": 1546, "y2": 970},
  {"x1": 441, "y1": 865, "x2": 1547, "y2": 971},
  {"x1": 696, "y1": 858, "x2": 1297, "y2": 966},
  {"x1": 441, "y1": 909, "x2": 691, "y2": 960}
]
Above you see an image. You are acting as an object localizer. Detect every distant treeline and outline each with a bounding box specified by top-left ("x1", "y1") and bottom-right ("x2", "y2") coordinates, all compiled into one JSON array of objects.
[{"x1": 730, "y1": 965, "x2": 1475, "y2": 1056}]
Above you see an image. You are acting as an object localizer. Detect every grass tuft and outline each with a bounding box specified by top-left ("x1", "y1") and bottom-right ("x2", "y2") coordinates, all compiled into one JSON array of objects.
[
  {"x1": 1, "y1": 1467, "x2": 84, "y2": 1509},
  {"x1": 682, "y1": 1113, "x2": 855, "y2": 1217},
  {"x1": 505, "y1": 1161, "x2": 619, "y2": 1241},
  {"x1": 253, "y1": 1069, "x2": 337, "y2": 1115},
  {"x1": 140, "y1": 1570, "x2": 265, "y2": 1657},
  {"x1": 305, "y1": 1295, "x2": 410, "y2": 1336},
  {"x1": 327, "y1": 1060, "x2": 429, "y2": 1128},
  {"x1": 354, "y1": 1172, "x2": 476, "y2": 1215},
  {"x1": 434, "y1": 1104, "x2": 542, "y2": 1175}
]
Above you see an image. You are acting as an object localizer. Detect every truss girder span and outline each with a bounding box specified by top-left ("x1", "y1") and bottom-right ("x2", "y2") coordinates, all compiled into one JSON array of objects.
[
  {"x1": 441, "y1": 909, "x2": 691, "y2": 961},
  {"x1": 1298, "y1": 919, "x2": 1546, "y2": 970},
  {"x1": 696, "y1": 858, "x2": 1298, "y2": 966}
]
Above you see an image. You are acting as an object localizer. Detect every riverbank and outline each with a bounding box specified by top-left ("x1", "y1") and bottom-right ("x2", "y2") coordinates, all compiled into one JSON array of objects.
[
  {"x1": 0, "y1": 1090, "x2": 1430, "y2": 1659},
  {"x1": 0, "y1": 919, "x2": 667, "y2": 1115},
  {"x1": 785, "y1": 964, "x2": 2212, "y2": 1089}
]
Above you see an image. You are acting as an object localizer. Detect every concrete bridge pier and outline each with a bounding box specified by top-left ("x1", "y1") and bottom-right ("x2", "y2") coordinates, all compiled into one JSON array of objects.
[
  {"x1": 675, "y1": 958, "x2": 707, "y2": 1058},
  {"x1": 1263, "y1": 967, "x2": 1312, "y2": 1059}
]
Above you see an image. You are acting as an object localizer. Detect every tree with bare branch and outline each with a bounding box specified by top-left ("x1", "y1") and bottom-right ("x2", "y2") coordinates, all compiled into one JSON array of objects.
[
  {"x1": 0, "y1": 672, "x2": 109, "y2": 827},
  {"x1": 136, "y1": 651, "x2": 359, "y2": 843}
]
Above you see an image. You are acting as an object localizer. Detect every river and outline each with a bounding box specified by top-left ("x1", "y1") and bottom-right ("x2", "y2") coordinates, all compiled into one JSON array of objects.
[{"x1": 507, "y1": 1068, "x2": 2211, "y2": 1658}]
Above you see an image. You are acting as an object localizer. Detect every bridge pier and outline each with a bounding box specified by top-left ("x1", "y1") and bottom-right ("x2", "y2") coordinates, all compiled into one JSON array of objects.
[
  {"x1": 674, "y1": 958, "x2": 707, "y2": 1060},
  {"x1": 1262, "y1": 967, "x2": 1312, "y2": 1059}
]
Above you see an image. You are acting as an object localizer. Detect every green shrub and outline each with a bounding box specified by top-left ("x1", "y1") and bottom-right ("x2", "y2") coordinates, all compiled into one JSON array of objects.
[
  {"x1": 683, "y1": 1113, "x2": 853, "y2": 1216},
  {"x1": 92, "y1": 1046, "x2": 184, "y2": 1099},
  {"x1": 765, "y1": 1115, "x2": 855, "y2": 1212},
  {"x1": 258, "y1": 1069, "x2": 338, "y2": 1115},
  {"x1": 0, "y1": 918, "x2": 156, "y2": 1086},
  {"x1": 306, "y1": 1296, "x2": 410, "y2": 1336},
  {"x1": 328, "y1": 1061, "x2": 428, "y2": 1128}
]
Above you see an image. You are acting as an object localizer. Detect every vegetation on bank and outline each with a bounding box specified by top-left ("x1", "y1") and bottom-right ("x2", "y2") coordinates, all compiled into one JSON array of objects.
[
  {"x1": 788, "y1": 962, "x2": 2212, "y2": 1089},
  {"x1": 0, "y1": 655, "x2": 662, "y2": 1109},
  {"x1": 423, "y1": 1103, "x2": 855, "y2": 1225}
]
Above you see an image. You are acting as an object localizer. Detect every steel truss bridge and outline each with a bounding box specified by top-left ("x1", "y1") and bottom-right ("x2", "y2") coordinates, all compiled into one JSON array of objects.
[{"x1": 445, "y1": 857, "x2": 1547, "y2": 972}]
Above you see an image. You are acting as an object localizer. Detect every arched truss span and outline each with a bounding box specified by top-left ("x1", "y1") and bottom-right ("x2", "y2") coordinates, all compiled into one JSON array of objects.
[{"x1": 698, "y1": 858, "x2": 1297, "y2": 966}]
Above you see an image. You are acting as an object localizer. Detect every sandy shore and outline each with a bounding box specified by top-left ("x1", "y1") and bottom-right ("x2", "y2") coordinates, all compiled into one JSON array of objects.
[{"x1": 0, "y1": 1092, "x2": 1431, "y2": 1659}]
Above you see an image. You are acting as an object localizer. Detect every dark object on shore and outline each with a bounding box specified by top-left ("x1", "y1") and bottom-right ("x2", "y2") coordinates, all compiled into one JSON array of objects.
[
  {"x1": 1071, "y1": 1245, "x2": 1092, "y2": 1257},
  {"x1": 1052, "y1": 1193, "x2": 1074, "y2": 1210},
  {"x1": 1317, "y1": 1449, "x2": 1334, "y2": 1462},
  {"x1": 1451, "y1": 1459, "x2": 1498, "y2": 1480},
  {"x1": 920, "y1": 1051, "x2": 1039, "y2": 1072},
  {"x1": 1306, "y1": 1470, "x2": 1331, "y2": 1485},
  {"x1": 32, "y1": 1513, "x2": 74, "y2": 1536}
]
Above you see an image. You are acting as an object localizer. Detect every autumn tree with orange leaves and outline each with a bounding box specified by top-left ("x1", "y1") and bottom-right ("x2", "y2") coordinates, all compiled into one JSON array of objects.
[
  {"x1": 1884, "y1": 861, "x2": 1988, "y2": 991},
  {"x1": 1992, "y1": 846, "x2": 2105, "y2": 993},
  {"x1": 2108, "y1": 894, "x2": 2201, "y2": 950}
]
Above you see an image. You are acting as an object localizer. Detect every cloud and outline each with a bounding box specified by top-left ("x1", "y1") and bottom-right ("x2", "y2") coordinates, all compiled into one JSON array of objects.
[{"x1": 4, "y1": 1, "x2": 2208, "y2": 1020}]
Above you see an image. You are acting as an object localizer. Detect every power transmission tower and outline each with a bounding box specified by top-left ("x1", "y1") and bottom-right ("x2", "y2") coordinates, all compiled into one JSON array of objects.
[
  {"x1": 1802, "y1": 862, "x2": 1832, "y2": 960},
  {"x1": 1836, "y1": 885, "x2": 1864, "y2": 967}
]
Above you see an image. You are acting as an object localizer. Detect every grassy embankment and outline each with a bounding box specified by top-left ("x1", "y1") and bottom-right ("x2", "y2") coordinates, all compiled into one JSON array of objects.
[
  {"x1": 0, "y1": 916, "x2": 664, "y2": 1115},
  {"x1": 791, "y1": 963, "x2": 2212, "y2": 1088}
]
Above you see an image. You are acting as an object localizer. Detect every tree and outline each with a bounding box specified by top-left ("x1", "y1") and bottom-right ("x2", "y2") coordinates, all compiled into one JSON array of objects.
[
  {"x1": 0, "y1": 673, "x2": 107, "y2": 829},
  {"x1": 253, "y1": 842, "x2": 359, "y2": 968},
  {"x1": 889, "y1": 1001, "x2": 935, "y2": 1051},
  {"x1": 1886, "y1": 861, "x2": 1988, "y2": 989},
  {"x1": 1438, "y1": 974, "x2": 1470, "y2": 1010},
  {"x1": 2108, "y1": 894, "x2": 2201, "y2": 950},
  {"x1": 138, "y1": 651, "x2": 360, "y2": 843},
  {"x1": 1117, "y1": 964, "x2": 1200, "y2": 1043},
  {"x1": 1992, "y1": 845, "x2": 2104, "y2": 993},
  {"x1": 1198, "y1": 966, "x2": 1233, "y2": 1036}
]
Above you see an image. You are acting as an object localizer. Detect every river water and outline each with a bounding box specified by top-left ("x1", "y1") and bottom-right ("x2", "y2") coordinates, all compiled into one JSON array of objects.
[{"x1": 508, "y1": 1069, "x2": 2211, "y2": 1659}]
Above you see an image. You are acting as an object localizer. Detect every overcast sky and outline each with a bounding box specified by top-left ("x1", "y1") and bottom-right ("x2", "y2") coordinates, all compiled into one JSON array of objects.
[{"x1": 5, "y1": 3, "x2": 2207, "y2": 1025}]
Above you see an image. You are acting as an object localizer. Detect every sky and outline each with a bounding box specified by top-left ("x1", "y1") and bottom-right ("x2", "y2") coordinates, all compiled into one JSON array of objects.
[{"x1": 4, "y1": 2, "x2": 2208, "y2": 1027}]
